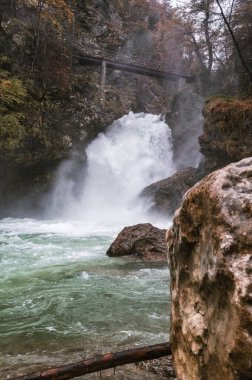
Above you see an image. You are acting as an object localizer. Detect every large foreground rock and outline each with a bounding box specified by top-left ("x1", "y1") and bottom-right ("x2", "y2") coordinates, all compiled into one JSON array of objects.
[
  {"x1": 106, "y1": 223, "x2": 167, "y2": 262},
  {"x1": 166, "y1": 157, "x2": 252, "y2": 380}
]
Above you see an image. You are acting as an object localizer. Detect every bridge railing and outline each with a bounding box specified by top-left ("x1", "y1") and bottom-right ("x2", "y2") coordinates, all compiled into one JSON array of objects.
[{"x1": 73, "y1": 41, "x2": 194, "y2": 78}]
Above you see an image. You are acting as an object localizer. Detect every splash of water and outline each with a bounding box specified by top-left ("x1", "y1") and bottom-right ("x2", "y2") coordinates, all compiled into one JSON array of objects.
[{"x1": 49, "y1": 112, "x2": 174, "y2": 224}]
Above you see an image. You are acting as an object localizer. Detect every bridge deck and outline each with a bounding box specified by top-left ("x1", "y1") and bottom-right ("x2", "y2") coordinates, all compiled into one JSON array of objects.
[{"x1": 74, "y1": 42, "x2": 194, "y2": 81}]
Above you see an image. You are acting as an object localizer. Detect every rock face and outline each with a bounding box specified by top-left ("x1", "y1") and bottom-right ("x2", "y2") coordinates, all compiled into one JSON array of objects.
[
  {"x1": 166, "y1": 157, "x2": 252, "y2": 380},
  {"x1": 106, "y1": 223, "x2": 167, "y2": 262},
  {"x1": 200, "y1": 97, "x2": 252, "y2": 172},
  {"x1": 0, "y1": 1, "x2": 176, "y2": 217},
  {"x1": 143, "y1": 96, "x2": 252, "y2": 217},
  {"x1": 141, "y1": 167, "x2": 203, "y2": 216}
]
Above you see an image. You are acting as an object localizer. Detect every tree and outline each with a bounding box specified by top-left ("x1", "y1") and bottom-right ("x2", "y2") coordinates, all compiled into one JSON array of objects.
[
  {"x1": 215, "y1": 0, "x2": 252, "y2": 82},
  {"x1": 178, "y1": 0, "x2": 221, "y2": 75},
  {"x1": 176, "y1": 0, "x2": 252, "y2": 92}
]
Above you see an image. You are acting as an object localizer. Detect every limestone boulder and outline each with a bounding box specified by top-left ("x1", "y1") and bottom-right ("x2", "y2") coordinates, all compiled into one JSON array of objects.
[
  {"x1": 166, "y1": 157, "x2": 252, "y2": 380},
  {"x1": 106, "y1": 223, "x2": 167, "y2": 262}
]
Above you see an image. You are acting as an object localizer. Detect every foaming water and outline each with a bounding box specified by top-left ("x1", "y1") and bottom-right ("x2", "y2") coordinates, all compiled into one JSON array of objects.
[
  {"x1": 1, "y1": 113, "x2": 173, "y2": 378},
  {"x1": 49, "y1": 112, "x2": 174, "y2": 224},
  {"x1": 0, "y1": 217, "x2": 170, "y2": 378}
]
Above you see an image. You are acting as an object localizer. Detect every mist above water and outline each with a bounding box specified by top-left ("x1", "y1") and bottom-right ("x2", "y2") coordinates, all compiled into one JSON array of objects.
[
  {"x1": 49, "y1": 112, "x2": 174, "y2": 225},
  {"x1": 0, "y1": 113, "x2": 175, "y2": 378}
]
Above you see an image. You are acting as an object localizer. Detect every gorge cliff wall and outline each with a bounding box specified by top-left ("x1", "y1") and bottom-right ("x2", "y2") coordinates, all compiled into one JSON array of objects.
[
  {"x1": 0, "y1": 0, "x2": 177, "y2": 216},
  {"x1": 143, "y1": 96, "x2": 252, "y2": 216}
]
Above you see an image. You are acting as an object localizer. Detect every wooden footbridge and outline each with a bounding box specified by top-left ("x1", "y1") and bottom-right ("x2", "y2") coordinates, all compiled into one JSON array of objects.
[
  {"x1": 16, "y1": 5, "x2": 195, "y2": 107},
  {"x1": 73, "y1": 40, "x2": 194, "y2": 107},
  {"x1": 73, "y1": 41, "x2": 194, "y2": 82}
]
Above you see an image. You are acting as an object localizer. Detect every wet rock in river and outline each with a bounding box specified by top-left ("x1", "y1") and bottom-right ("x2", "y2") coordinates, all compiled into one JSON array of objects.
[{"x1": 106, "y1": 223, "x2": 167, "y2": 262}]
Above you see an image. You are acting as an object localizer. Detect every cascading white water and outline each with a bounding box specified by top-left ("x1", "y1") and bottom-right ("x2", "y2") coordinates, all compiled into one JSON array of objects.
[
  {"x1": 1, "y1": 113, "x2": 174, "y2": 377},
  {"x1": 50, "y1": 112, "x2": 174, "y2": 224}
]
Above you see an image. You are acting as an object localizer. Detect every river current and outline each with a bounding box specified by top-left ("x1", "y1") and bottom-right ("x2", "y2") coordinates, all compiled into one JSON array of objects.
[{"x1": 0, "y1": 113, "x2": 174, "y2": 377}]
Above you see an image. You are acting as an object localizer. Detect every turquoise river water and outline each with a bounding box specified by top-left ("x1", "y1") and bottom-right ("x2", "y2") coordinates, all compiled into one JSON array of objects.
[
  {"x1": 0, "y1": 113, "x2": 173, "y2": 378},
  {"x1": 0, "y1": 218, "x2": 170, "y2": 378}
]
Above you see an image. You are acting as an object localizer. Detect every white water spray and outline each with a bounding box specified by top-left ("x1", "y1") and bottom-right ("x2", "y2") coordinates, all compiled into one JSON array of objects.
[
  {"x1": 1, "y1": 114, "x2": 174, "y2": 374},
  {"x1": 50, "y1": 112, "x2": 174, "y2": 224}
]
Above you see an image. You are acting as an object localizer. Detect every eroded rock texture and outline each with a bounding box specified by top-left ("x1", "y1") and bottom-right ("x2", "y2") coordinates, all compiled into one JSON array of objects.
[
  {"x1": 106, "y1": 223, "x2": 167, "y2": 262},
  {"x1": 200, "y1": 97, "x2": 252, "y2": 172},
  {"x1": 166, "y1": 157, "x2": 252, "y2": 380}
]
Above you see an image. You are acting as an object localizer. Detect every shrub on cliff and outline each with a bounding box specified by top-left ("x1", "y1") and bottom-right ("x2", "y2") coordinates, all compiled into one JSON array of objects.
[
  {"x1": 0, "y1": 66, "x2": 26, "y2": 151},
  {"x1": 0, "y1": 63, "x2": 49, "y2": 157}
]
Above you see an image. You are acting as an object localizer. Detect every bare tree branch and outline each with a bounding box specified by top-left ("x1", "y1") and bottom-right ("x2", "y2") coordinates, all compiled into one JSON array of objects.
[
  {"x1": 228, "y1": 0, "x2": 235, "y2": 23},
  {"x1": 215, "y1": 0, "x2": 252, "y2": 81}
]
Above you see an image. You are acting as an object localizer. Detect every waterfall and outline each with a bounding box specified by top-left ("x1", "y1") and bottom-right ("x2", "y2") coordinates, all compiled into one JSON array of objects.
[
  {"x1": 1, "y1": 112, "x2": 174, "y2": 373},
  {"x1": 49, "y1": 112, "x2": 174, "y2": 224}
]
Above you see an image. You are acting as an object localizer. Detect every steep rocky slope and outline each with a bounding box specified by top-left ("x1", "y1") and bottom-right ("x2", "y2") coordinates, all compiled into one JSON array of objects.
[
  {"x1": 166, "y1": 157, "x2": 252, "y2": 380},
  {"x1": 200, "y1": 96, "x2": 252, "y2": 171},
  {"x1": 0, "y1": 1, "x2": 176, "y2": 216},
  {"x1": 143, "y1": 96, "x2": 252, "y2": 216}
]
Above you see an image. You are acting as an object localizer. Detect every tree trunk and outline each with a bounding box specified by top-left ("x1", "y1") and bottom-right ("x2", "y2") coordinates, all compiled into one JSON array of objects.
[
  {"x1": 204, "y1": 0, "x2": 213, "y2": 73},
  {"x1": 9, "y1": 342, "x2": 172, "y2": 380}
]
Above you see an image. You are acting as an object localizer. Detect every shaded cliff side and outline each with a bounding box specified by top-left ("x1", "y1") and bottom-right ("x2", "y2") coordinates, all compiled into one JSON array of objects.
[
  {"x1": 200, "y1": 96, "x2": 252, "y2": 171},
  {"x1": 143, "y1": 96, "x2": 252, "y2": 216},
  {"x1": 0, "y1": 1, "x2": 177, "y2": 216}
]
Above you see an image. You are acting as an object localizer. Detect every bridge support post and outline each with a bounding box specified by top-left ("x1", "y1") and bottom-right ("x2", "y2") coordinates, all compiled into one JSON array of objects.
[
  {"x1": 101, "y1": 60, "x2": 106, "y2": 108},
  {"x1": 178, "y1": 77, "x2": 186, "y2": 90}
]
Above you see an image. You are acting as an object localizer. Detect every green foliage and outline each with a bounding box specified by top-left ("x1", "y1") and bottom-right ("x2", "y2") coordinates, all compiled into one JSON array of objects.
[
  {"x1": 0, "y1": 113, "x2": 25, "y2": 151},
  {"x1": 0, "y1": 73, "x2": 27, "y2": 109},
  {"x1": 0, "y1": 55, "x2": 10, "y2": 66},
  {"x1": 0, "y1": 68, "x2": 43, "y2": 153},
  {"x1": 0, "y1": 69, "x2": 27, "y2": 151}
]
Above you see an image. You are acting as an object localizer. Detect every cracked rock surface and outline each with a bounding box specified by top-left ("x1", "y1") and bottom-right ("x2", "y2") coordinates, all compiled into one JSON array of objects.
[{"x1": 166, "y1": 157, "x2": 252, "y2": 380}]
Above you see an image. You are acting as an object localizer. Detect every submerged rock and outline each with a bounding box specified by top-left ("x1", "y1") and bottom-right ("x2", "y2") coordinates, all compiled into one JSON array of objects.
[
  {"x1": 166, "y1": 157, "x2": 252, "y2": 380},
  {"x1": 106, "y1": 223, "x2": 167, "y2": 262}
]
